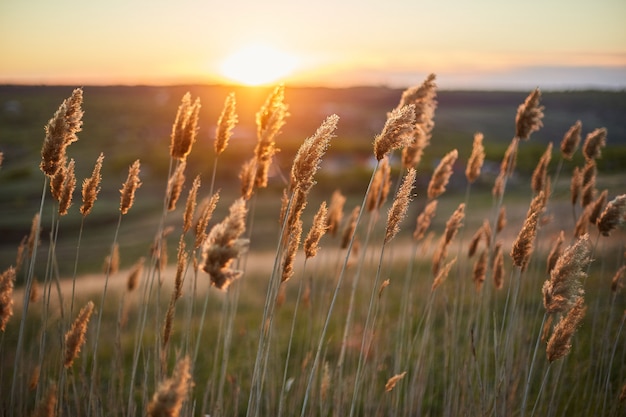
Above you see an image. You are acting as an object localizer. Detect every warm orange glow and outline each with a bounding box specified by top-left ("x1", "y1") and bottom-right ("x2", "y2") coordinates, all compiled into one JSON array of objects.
[{"x1": 219, "y1": 44, "x2": 298, "y2": 86}]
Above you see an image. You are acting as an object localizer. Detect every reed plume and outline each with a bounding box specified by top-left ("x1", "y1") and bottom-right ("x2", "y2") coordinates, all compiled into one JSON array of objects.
[
  {"x1": 58, "y1": 158, "x2": 76, "y2": 216},
  {"x1": 473, "y1": 249, "x2": 487, "y2": 291},
  {"x1": 201, "y1": 198, "x2": 248, "y2": 290},
  {"x1": 367, "y1": 156, "x2": 391, "y2": 212},
  {"x1": 492, "y1": 242, "x2": 505, "y2": 289},
  {"x1": 126, "y1": 257, "x2": 145, "y2": 292},
  {"x1": 611, "y1": 265, "x2": 625, "y2": 294},
  {"x1": 582, "y1": 127, "x2": 607, "y2": 160},
  {"x1": 373, "y1": 104, "x2": 415, "y2": 161},
  {"x1": 27, "y1": 213, "x2": 40, "y2": 258},
  {"x1": 542, "y1": 234, "x2": 590, "y2": 314},
  {"x1": 290, "y1": 114, "x2": 338, "y2": 193},
  {"x1": 531, "y1": 142, "x2": 552, "y2": 194},
  {"x1": 50, "y1": 159, "x2": 67, "y2": 201},
  {"x1": 254, "y1": 85, "x2": 289, "y2": 188},
  {"x1": 64, "y1": 300, "x2": 95, "y2": 368},
  {"x1": 497, "y1": 206, "x2": 507, "y2": 233},
  {"x1": 194, "y1": 192, "x2": 220, "y2": 248},
  {"x1": 32, "y1": 383, "x2": 57, "y2": 417},
  {"x1": 147, "y1": 356, "x2": 192, "y2": 417},
  {"x1": 104, "y1": 243, "x2": 120, "y2": 275},
  {"x1": 560, "y1": 120, "x2": 582, "y2": 160},
  {"x1": 120, "y1": 159, "x2": 142, "y2": 215},
  {"x1": 215, "y1": 92, "x2": 237, "y2": 156},
  {"x1": 570, "y1": 166, "x2": 582, "y2": 206},
  {"x1": 399, "y1": 73, "x2": 437, "y2": 168},
  {"x1": 466, "y1": 132, "x2": 485, "y2": 183},
  {"x1": 341, "y1": 206, "x2": 360, "y2": 249},
  {"x1": 546, "y1": 296, "x2": 586, "y2": 362},
  {"x1": 589, "y1": 189, "x2": 608, "y2": 224},
  {"x1": 239, "y1": 157, "x2": 257, "y2": 200},
  {"x1": 304, "y1": 201, "x2": 328, "y2": 259},
  {"x1": 0, "y1": 267, "x2": 15, "y2": 331},
  {"x1": 432, "y1": 257, "x2": 456, "y2": 291},
  {"x1": 183, "y1": 176, "x2": 200, "y2": 233},
  {"x1": 515, "y1": 88, "x2": 544, "y2": 140},
  {"x1": 80, "y1": 152, "x2": 104, "y2": 216},
  {"x1": 546, "y1": 231, "x2": 565, "y2": 274},
  {"x1": 281, "y1": 219, "x2": 302, "y2": 283},
  {"x1": 170, "y1": 93, "x2": 201, "y2": 160},
  {"x1": 433, "y1": 203, "x2": 465, "y2": 275},
  {"x1": 414, "y1": 200, "x2": 438, "y2": 241},
  {"x1": 597, "y1": 194, "x2": 626, "y2": 236},
  {"x1": 511, "y1": 192, "x2": 544, "y2": 271},
  {"x1": 166, "y1": 160, "x2": 186, "y2": 211},
  {"x1": 427, "y1": 149, "x2": 458, "y2": 199},
  {"x1": 385, "y1": 371, "x2": 407, "y2": 392},
  {"x1": 326, "y1": 190, "x2": 346, "y2": 237},
  {"x1": 40, "y1": 88, "x2": 83, "y2": 176},
  {"x1": 385, "y1": 168, "x2": 416, "y2": 243}
]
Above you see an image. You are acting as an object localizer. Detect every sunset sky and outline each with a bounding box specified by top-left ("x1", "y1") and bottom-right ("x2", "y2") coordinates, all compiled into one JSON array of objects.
[{"x1": 1, "y1": 0, "x2": 625, "y2": 90}]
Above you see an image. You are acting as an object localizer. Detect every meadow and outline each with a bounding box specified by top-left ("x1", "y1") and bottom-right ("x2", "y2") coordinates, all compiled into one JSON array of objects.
[{"x1": 0, "y1": 79, "x2": 624, "y2": 416}]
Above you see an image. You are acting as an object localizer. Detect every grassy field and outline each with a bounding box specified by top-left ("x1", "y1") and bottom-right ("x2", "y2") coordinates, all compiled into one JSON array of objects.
[{"x1": 0, "y1": 82, "x2": 625, "y2": 416}]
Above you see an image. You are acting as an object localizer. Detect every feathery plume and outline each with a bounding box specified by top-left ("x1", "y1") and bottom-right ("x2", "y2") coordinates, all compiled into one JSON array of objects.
[
  {"x1": 560, "y1": 120, "x2": 582, "y2": 160},
  {"x1": 50, "y1": 158, "x2": 67, "y2": 201},
  {"x1": 542, "y1": 234, "x2": 590, "y2": 314},
  {"x1": 254, "y1": 85, "x2": 289, "y2": 188},
  {"x1": 58, "y1": 158, "x2": 76, "y2": 216},
  {"x1": 467, "y1": 225, "x2": 484, "y2": 258},
  {"x1": 341, "y1": 206, "x2": 360, "y2": 249},
  {"x1": 582, "y1": 127, "x2": 607, "y2": 160},
  {"x1": 327, "y1": 190, "x2": 346, "y2": 237},
  {"x1": 611, "y1": 265, "x2": 625, "y2": 294},
  {"x1": 214, "y1": 92, "x2": 237, "y2": 156},
  {"x1": 281, "y1": 219, "x2": 302, "y2": 283},
  {"x1": 546, "y1": 231, "x2": 565, "y2": 274},
  {"x1": 239, "y1": 157, "x2": 256, "y2": 200},
  {"x1": 64, "y1": 301, "x2": 95, "y2": 368},
  {"x1": 597, "y1": 194, "x2": 626, "y2": 236},
  {"x1": 497, "y1": 206, "x2": 507, "y2": 233},
  {"x1": 0, "y1": 267, "x2": 15, "y2": 331},
  {"x1": 373, "y1": 104, "x2": 415, "y2": 161},
  {"x1": 27, "y1": 213, "x2": 40, "y2": 258},
  {"x1": 473, "y1": 249, "x2": 487, "y2": 291},
  {"x1": 414, "y1": 200, "x2": 438, "y2": 241},
  {"x1": 588, "y1": 189, "x2": 608, "y2": 225},
  {"x1": 40, "y1": 88, "x2": 83, "y2": 177},
  {"x1": 385, "y1": 371, "x2": 407, "y2": 392},
  {"x1": 515, "y1": 88, "x2": 544, "y2": 140},
  {"x1": 385, "y1": 168, "x2": 416, "y2": 243},
  {"x1": 183, "y1": 176, "x2": 200, "y2": 234},
  {"x1": 399, "y1": 74, "x2": 438, "y2": 168},
  {"x1": 570, "y1": 166, "x2": 582, "y2": 206},
  {"x1": 492, "y1": 242, "x2": 505, "y2": 289},
  {"x1": 174, "y1": 236, "x2": 186, "y2": 301},
  {"x1": 574, "y1": 205, "x2": 591, "y2": 238},
  {"x1": 194, "y1": 192, "x2": 220, "y2": 248},
  {"x1": 304, "y1": 201, "x2": 329, "y2": 259},
  {"x1": 367, "y1": 156, "x2": 391, "y2": 212},
  {"x1": 127, "y1": 257, "x2": 145, "y2": 292},
  {"x1": 147, "y1": 356, "x2": 192, "y2": 417},
  {"x1": 546, "y1": 296, "x2": 586, "y2": 362},
  {"x1": 511, "y1": 192, "x2": 544, "y2": 271},
  {"x1": 433, "y1": 204, "x2": 465, "y2": 275},
  {"x1": 531, "y1": 142, "x2": 552, "y2": 194},
  {"x1": 120, "y1": 160, "x2": 142, "y2": 215},
  {"x1": 170, "y1": 93, "x2": 201, "y2": 160},
  {"x1": 166, "y1": 160, "x2": 186, "y2": 211},
  {"x1": 104, "y1": 243, "x2": 120, "y2": 275},
  {"x1": 428, "y1": 149, "x2": 458, "y2": 199},
  {"x1": 290, "y1": 114, "x2": 338, "y2": 192},
  {"x1": 432, "y1": 257, "x2": 456, "y2": 291},
  {"x1": 80, "y1": 152, "x2": 104, "y2": 216},
  {"x1": 32, "y1": 383, "x2": 57, "y2": 417},
  {"x1": 466, "y1": 132, "x2": 485, "y2": 183},
  {"x1": 201, "y1": 198, "x2": 248, "y2": 290}
]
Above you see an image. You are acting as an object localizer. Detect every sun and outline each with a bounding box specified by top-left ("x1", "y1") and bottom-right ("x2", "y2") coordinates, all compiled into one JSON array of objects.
[{"x1": 219, "y1": 43, "x2": 298, "y2": 86}]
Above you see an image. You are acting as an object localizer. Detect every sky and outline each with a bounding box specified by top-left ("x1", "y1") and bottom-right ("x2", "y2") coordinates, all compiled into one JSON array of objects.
[{"x1": 1, "y1": 0, "x2": 625, "y2": 90}]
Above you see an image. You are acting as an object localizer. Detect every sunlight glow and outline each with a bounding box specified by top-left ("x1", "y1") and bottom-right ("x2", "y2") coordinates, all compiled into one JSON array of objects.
[{"x1": 219, "y1": 44, "x2": 298, "y2": 86}]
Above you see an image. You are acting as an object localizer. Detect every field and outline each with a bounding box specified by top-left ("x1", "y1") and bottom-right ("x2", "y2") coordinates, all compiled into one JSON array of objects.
[{"x1": 0, "y1": 82, "x2": 625, "y2": 416}]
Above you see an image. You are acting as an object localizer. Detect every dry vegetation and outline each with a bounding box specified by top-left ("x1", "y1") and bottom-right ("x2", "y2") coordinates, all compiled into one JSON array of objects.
[{"x1": 0, "y1": 77, "x2": 625, "y2": 417}]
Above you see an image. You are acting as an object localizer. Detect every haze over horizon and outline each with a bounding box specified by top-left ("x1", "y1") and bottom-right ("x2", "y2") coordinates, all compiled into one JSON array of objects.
[{"x1": 1, "y1": 0, "x2": 625, "y2": 91}]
